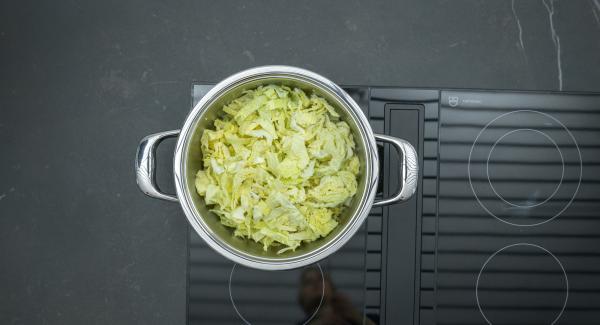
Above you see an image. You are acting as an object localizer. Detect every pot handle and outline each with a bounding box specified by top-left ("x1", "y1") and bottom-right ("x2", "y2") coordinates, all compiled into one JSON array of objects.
[
  {"x1": 135, "y1": 130, "x2": 180, "y2": 202},
  {"x1": 372, "y1": 134, "x2": 419, "y2": 206}
]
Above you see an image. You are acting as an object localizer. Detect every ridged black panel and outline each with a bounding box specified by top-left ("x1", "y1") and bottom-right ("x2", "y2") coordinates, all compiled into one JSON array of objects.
[{"x1": 436, "y1": 91, "x2": 600, "y2": 325}]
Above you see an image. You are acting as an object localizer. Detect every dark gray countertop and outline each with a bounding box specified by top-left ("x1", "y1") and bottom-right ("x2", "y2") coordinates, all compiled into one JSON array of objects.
[{"x1": 1, "y1": 1, "x2": 599, "y2": 324}]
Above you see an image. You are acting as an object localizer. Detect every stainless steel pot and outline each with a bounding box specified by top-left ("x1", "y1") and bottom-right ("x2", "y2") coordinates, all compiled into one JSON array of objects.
[{"x1": 135, "y1": 66, "x2": 418, "y2": 270}]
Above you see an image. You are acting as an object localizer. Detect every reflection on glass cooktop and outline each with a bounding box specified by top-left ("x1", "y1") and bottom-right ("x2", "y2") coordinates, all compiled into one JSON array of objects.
[
  {"x1": 186, "y1": 84, "x2": 600, "y2": 325},
  {"x1": 188, "y1": 232, "x2": 375, "y2": 325},
  {"x1": 437, "y1": 91, "x2": 600, "y2": 325},
  {"x1": 466, "y1": 109, "x2": 582, "y2": 227}
]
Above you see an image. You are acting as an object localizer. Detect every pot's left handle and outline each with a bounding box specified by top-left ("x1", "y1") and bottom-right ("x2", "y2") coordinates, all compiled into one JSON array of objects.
[{"x1": 135, "y1": 130, "x2": 180, "y2": 202}]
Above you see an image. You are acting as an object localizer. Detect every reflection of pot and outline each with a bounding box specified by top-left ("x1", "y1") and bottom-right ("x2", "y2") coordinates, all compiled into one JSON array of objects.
[{"x1": 135, "y1": 66, "x2": 418, "y2": 270}]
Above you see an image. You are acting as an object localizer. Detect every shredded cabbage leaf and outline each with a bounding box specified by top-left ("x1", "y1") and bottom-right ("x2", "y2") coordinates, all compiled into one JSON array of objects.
[{"x1": 195, "y1": 85, "x2": 360, "y2": 254}]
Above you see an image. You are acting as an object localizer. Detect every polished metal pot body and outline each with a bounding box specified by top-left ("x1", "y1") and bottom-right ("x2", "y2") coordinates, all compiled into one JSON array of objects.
[{"x1": 135, "y1": 66, "x2": 418, "y2": 270}]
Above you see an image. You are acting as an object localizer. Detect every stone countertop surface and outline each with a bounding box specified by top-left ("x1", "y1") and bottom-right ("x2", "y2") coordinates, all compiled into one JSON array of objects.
[{"x1": 0, "y1": 0, "x2": 599, "y2": 324}]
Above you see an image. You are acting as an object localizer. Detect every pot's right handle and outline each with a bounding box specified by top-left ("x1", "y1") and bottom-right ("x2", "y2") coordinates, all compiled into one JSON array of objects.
[
  {"x1": 135, "y1": 130, "x2": 180, "y2": 202},
  {"x1": 373, "y1": 134, "x2": 419, "y2": 206}
]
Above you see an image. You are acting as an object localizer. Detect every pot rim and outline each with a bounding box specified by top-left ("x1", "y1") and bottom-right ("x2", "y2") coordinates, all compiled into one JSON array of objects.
[{"x1": 173, "y1": 65, "x2": 379, "y2": 270}]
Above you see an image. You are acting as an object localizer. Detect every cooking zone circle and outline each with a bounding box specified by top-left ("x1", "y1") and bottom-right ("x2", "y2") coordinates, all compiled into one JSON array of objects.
[
  {"x1": 468, "y1": 110, "x2": 582, "y2": 226},
  {"x1": 476, "y1": 243, "x2": 569, "y2": 325},
  {"x1": 486, "y1": 128, "x2": 565, "y2": 208},
  {"x1": 228, "y1": 263, "x2": 324, "y2": 324}
]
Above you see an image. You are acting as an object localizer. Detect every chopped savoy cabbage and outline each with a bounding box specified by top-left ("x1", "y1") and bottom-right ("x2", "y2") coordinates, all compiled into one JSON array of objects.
[{"x1": 195, "y1": 84, "x2": 359, "y2": 254}]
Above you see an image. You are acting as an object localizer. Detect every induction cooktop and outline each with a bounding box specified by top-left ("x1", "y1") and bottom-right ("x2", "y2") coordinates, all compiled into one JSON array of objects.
[{"x1": 187, "y1": 84, "x2": 600, "y2": 325}]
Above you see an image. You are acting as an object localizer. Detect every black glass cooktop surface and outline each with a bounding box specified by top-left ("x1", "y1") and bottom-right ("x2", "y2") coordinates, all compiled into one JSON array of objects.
[
  {"x1": 187, "y1": 85, "x2": 380, "y2": 325},
  {"x1": 187, "y1": 84, "x2": 600, "y2": 325},
  {"x1": 434, "y1": 91, "x2": 600, "y2": 325}
]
